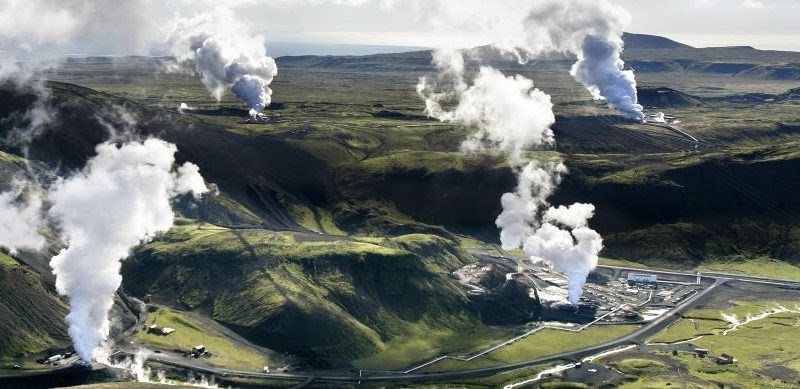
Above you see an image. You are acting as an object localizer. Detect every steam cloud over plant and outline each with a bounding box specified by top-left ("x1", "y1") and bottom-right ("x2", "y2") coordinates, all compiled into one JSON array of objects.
[
  {"x1": 418, "y1": 44, "x2": 604, "y2": 305},
  {"x1": 48, "y1": 139, "x2": 208, "y2": 362},
  {"x1": 166, "y1": 7, "x2": 278, "y2": 117}
]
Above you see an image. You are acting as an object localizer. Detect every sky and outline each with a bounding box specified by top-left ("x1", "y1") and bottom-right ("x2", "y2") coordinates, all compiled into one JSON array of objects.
[
  {"x1": 618, "y1": 0, "x2": 800, "y2": 51},
  {"x1": 1, "y1": 0, "x2": 798, "y2": 59},
  {"x1": 218, "y1": 0, "x2": 800, "y2": 52},
  {"x1": 199, "y1": 0, "x2": 800, "y2": 52}
]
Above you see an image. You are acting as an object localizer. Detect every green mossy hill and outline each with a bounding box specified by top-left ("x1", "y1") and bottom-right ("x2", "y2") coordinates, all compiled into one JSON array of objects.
[
  {"x1": 122, "y1": 222, "x2": 478, "y2": 365},
  {"x1": 0, "y1": 252, "x2": 19, "y2": 267},
  {"x1": 0, "y1": 263, "x2": 69, "y2": 361}
]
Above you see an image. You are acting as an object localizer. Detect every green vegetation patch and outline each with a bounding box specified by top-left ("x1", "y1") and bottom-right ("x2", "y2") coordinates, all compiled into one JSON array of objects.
[
  {"x1": 602, "y1": 354, "x2": 708, "y2": 389},
  {"x1": 421, "y1": 325, "x2": 639, "y2": 372},
  {"x1": 697, "y1": 256, "x2": 800, "y2": 282},
  {"x1": 0, "y1": 265, "x2": 68, "y2": 361},
  {"x1": 645, "y1": 300, "x2": 800, "y2": 387},
  {"x1": 614, "y1": 358, "x2": 670, "y2": 376},
  {"x1": 650, "y1": 318, "x2": 725, "y2": 343},
  {"x1": 0, "y1": 252, "x2": 19, "y2": 267},
  {"x1": 352, "y1": 324, "x2": 508, "y2": 370},
  {"x1": 137, "y1": 307, "x2": 271, "y2": 371},
  {"x1": 0, "y1": 150, "x2": 26, "y2": 165},
  {"x1": 541, "y1": 382, "x2": 589, "y2": 389},
  {"x1": 666, "y1": 351, "x2": 797, "y2": 389}
]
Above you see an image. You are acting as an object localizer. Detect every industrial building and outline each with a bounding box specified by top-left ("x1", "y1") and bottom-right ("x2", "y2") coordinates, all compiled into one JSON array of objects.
[{"x1": 627, "y1": 273, "x2": 658, "y2": 288}]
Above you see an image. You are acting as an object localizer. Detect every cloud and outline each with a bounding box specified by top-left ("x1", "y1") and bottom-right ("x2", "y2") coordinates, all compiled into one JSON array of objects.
[
  {"x1": 0, "y1": 0, "x2": 151, "y2": 59},
  {"x1": 0, "y1": 180, "x2": 46, "y2": 254},
  {"x1": 742, "y1": 0, "x2": 765, "y2": 8}
]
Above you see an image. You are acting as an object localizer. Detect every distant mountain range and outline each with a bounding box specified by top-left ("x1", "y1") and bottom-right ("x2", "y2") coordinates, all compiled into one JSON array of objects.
[
  {"x1": 622, "y1": 32, "x2": 693, "y2": 50},
  {"x1": 266, "y1": 42, "x2": 429, "y2": 57},
  {"x1": 268, "y1": 33, "x2": 691, "y2": 58},
  {"x1": 273, "y1": 33, "x2": 800, "y2": 80}
]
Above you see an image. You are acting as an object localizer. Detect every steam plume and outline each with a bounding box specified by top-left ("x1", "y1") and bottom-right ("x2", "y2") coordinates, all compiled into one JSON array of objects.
[
  {"x1": 518, "y1": 0, "x2": 644, "y2": 121},
  {"x1": 0, "y1": 0, "x2": 150, "y2": 60},
  {"x1": 418, "y1": 50, "x2": 555, "y2": 162},
  {"x1": 419, "y1": 47, "x2": 603, "y2": 305},
  {"x1": 524, "y1": 202, "x2": 602, "y2": 305},
  {"x1": 0, "y1": 181, "x2": 46, "y2": 254},
  {"x1": 404, "y1": 0, "x2": 644, "y2": 120},
  {"x1": 48, "y1": 138, "x2": 208, "y2": 361},
  {"x1": 496, "y1": 162, "x2": 565, "y2": 250},
  {"x1": 166, "y1": 7, "x2": 278, "y2": 117}
]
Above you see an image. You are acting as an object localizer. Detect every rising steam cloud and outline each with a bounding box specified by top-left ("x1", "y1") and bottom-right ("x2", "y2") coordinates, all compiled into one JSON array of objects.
[
  {"x1": 406, "y1": 0, "x2": 644, "y2": 121},
  {"x1": 519, "y1": 0, "x2": 644, "y2": 121},
  {"x1": 419, "y1": 55, "x2": 556, "y2": 162},
  {"x1": 524, "y1": 203, "x2": 603, "y2": 305},
  {"x1": 0, "y1": 181, "x2": 46, "y2": 254},
  {"x1": 48, "y1": 138, "x2": 208, "y2": 361},
  {"x1": 166, "y1": 7, "x2": 278, "y2": 117},
  {"x1": 419, "y1": 45, "x2": 603, "y2": 305}
]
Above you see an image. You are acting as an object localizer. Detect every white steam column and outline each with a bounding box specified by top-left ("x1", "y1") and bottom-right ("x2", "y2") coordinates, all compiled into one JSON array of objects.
[
  {"x1": 419, "y1": 47, "x2": 603, "y2": 306},
  {"x1": 48, "y1": 139, "x2": 208, "y2": 362},
  {"x1": 166, "y1": 7, "x2": 278, "y2": 118}
]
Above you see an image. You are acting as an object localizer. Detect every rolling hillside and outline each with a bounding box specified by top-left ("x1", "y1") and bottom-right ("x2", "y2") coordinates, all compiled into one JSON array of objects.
[{"x1": 121, "y1": 222, "x2": 489, "y2": 365}]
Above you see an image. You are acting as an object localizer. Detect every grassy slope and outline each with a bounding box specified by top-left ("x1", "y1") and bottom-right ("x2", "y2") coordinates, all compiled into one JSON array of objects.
[
  {"x1": 137, "y1": 308, "x2": 270, "y2": 370},
  {"x1": 696, "y1": 257, "x2": 800, "y2": 281},
  {"x1": 0, "y1": 263, "x2": 69, "y2": 361},
  {"x1": 420, "y1": 325, "x2": 638, "y2": 373},
  {"x1": 0, "y1": 147, "x2": 68, "y2": 361},
  {"x1": 123, "y1": 221, "x2": 485, "y2": 365},
  {"x1": 0, "y1": 252, "x2": 19, "y2": 267},
  {"x1": 352, "y1": 324, "x2": 507, "y2": 370}
]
